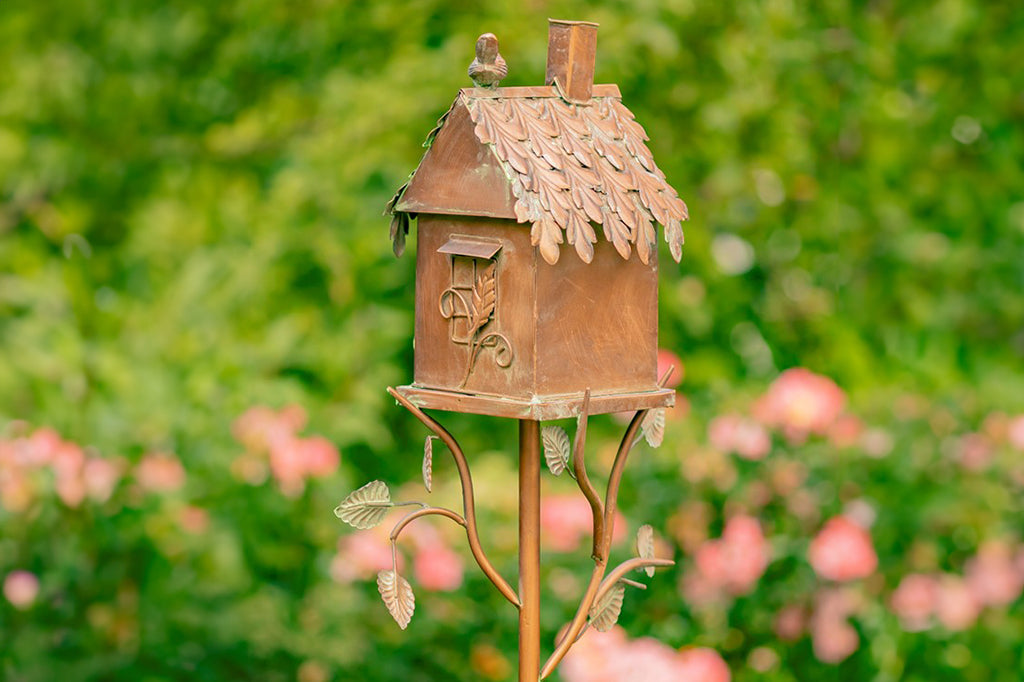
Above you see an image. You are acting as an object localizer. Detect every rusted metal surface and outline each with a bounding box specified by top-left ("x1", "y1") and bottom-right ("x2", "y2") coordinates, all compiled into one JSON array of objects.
[
  {"x1": 391, "y1": 87, "x2": 688, "y2": 264},
  {"x1": 518, "y1": 419, "x2": 541, "y2": 681},
  {"x1": 394, "y1": 384, "x2": 674, "y2": 421},
  {"x1": 409, "y1": 214, "x2": 666, "y2": 415},
  {"x1": 395, "y1": 100, "x2": 517, "y2": 220},
  {"x1": 386, "y1": 387, "x2": 521, "y2": 607},
  {"x1": 545, "y1": 20, "x2": 599, "y2": 103},
  {"x1": 363, "y1": 23, "x2": 686, "y2": 680},
  {"x1": 387, "y1": 20, "x2": 687, "y2": 266}
]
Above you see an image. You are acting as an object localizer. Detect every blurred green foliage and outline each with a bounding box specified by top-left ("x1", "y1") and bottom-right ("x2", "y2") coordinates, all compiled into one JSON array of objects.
[{"x1": 1, "y1": 0, "x2": 1023, "y2": 680}]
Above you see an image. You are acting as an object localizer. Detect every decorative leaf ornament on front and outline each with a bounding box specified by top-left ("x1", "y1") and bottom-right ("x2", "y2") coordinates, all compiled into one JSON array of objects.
[{"x1": 438, "y1": 260, "x2": 513, "y2": 387}]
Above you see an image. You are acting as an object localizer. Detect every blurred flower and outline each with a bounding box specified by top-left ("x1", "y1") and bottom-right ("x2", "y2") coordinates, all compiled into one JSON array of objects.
[
  {"x1": 540, "y1": 494, "x2": 626, "y2": 552},
  {"x1": 753, "y1": 368, "x2": 845, "y2": 442},
  {"x1": 747, "y1": 646, "x2": 780, "y2": 673},
  {"x1": 667, "y1": 500, "x2": 711, "y2": 553},
  {"x1": 676, "y1": 647, "x2": 731, "y2": 682},
  {"x1": 811, "y1": 617, "x2": 858, "y2": 664},
  {"x1": 561, "y1": 627, "x2": 730, "y2": 682},
  {"x1": 331, "y1": 530, "x2": 401, "y2": 583},
  {"x1": 178, "y1": 506, "x2": 210, "y2": 535},
  {"x1": 657, "y1": 349, "x2": 684, "y2": 388},
  {"x1": 1007, "y1": 415, "x2": 1024, "y2": 452},
  {"x1": 808, "y1": 516, "x2": 877, "y2": 581},
  {"x1": 890, "y1": 573, "x2": 938, "y2": 631},
  {"x1": 964, "y1": 541, "x2": 1024, "y2": 607},
  {"x1": 470, "y1": 642, "x2": 511, "y2": 681},
  {"x1": 956, "y1": 433, "x2": 993, "y2": 471},
  {"x1": 688, "y1": 515, "x2": 769, "y2": 602},
  {"x1": 3, "y1": 570, "x2": 40, "y2": 610},
  {"x1": 810, "y1": 588, "x2": 860, "y2": 664},
  {"x1": 55, "y1": 474, "x2": 87, "y2": 508},
  {"x1": 859, "y1": 428, "x2": 894, "y2": 458},
  {"x1": 135, "y1": 453, "x2": 186, "y2": 493},
  {"x1": 841, "y1": 499, "x2": 876, "y2": 530},
  {"x1": 827, "y1": 415, "x2": 863, "y2": 449},
  {"x1": 233, "y1": 405, "x2": 339, "y2": 495},
  {"x1": 708, "y1": 414, "x2": 771, "y2": 460},
  {"x1": 297, "y1": 661, "x2": 329, "y2": 682},
  {"x1": 83, "y1": 457, "x2": 123, "y2": 503},
  {"x1": 0, "y1": 468, "x2": 35, "y2": 513},
  {"x1": 935, "y1": 574, "x2": 980, "y2": 631},
  {"x1": 774, "y1": 605, "x2": 806, "y2": 641},
  {"x1": 413, "y1": 545, "x2": 464, "y2": 591}
]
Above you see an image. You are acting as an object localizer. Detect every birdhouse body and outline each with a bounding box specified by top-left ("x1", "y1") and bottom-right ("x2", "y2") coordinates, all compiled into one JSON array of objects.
[
  {"x1": 410, "y1": 213, "x2": 660, "y2": 419},
  {"x1": 387, "y1": 23, "x2": 688, "y2": 421}
]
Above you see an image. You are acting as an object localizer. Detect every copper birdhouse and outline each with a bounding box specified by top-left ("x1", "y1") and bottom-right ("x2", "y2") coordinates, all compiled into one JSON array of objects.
[{"x1": 386, "y1": 20, "x2": 689, "y2": 421}]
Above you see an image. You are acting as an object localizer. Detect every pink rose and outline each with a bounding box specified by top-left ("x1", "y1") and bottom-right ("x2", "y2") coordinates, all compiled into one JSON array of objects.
[
  {"x1": 414, "y1": 545, "x2": 464, "y2": 591},
  {"x1": 808, "y1": 516, "x2": 877, "y2": 582},
  {"x1": 935, "y1": 574, "x2": 980, "y2": 631},
  {"x1": 811, "y1": 618, "x2": 858, "y2": 663},
  {"x1": 964, "y1": 541, "x2": 1024, "y2": 607},
  {"x1": 708, "y1": 414, "x2": 771, "y2": 460},
  {"x1": 3, "y1": 570, "x2": 39, "y2": 610},
  {"x1": 676, "y1": 647, "x2": 731, "y2": 682},
  {"x1": 754, "y1": 368, "x2": 846, "y2": 442},
  {"x1": 1008, "y1": 415, "x2": 1024, "y2": 451},
  {"x1": 135, "y1": 453, "x2": 186, "y2": 493},
  {"x1": 689, "y1": 515, "x2": 769, "y2": 600},
  {"x1": 83, "y1": 457, "x2": 122, "y2": 503},
  {"x1": 541, "y1": 494, "x2": 625, "y2": 552},
  {"x1": 331, "y1": 530, "x2": 402, "y2": 583},
  {"x1": 890, "y1": 573, "x2": 938, "y2": 631}
]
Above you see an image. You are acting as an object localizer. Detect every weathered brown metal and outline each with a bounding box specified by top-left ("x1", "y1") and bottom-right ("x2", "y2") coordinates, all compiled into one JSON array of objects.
[
  {"x1": 407, "y1": 214, "x2": 671, "y2": 416},
  {"x1": 545, "y1": 20, "x2": 599, "y2": 103},
  {"x1": 468, "y1": 33, "x2": 508, "y2": 88},
  {"x1": 518, "y1": 419, "x2": 541, "y2": 682},
  {"x1": 350, "y1": 22, "x2": 688, "y2": 682},
  {"x1": 392, "y1": 88, "x2": 688, "y2": 265},
  {"x1": 386, "y1": 387, "x2": 521, "y2": 607}
]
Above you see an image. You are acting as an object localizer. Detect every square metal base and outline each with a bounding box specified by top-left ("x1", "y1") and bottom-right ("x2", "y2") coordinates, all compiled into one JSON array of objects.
[{"x1": 394, "y1": 384, "x2": 675, "y2": 421}]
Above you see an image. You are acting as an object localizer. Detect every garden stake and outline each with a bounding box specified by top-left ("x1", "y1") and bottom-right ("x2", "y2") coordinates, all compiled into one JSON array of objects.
[{"x1": 336, "y1": 19, "x2": 690, "y2": 681}]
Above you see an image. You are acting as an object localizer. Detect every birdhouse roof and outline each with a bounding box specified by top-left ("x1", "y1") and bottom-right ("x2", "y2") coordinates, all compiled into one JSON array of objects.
[{"x1": 387, "y1": 84, "x2": 688, "y2": 266}]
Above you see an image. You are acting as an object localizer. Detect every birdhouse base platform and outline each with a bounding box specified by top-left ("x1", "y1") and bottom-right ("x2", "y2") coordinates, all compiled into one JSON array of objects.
[{"x1": 394, "y1": 384, "x2": 675, "y2": 421}]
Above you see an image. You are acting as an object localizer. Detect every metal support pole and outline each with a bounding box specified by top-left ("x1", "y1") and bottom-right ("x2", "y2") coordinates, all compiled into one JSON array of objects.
[{"x1": 518, "y1": 419, "x2": 541, "y2": 682}]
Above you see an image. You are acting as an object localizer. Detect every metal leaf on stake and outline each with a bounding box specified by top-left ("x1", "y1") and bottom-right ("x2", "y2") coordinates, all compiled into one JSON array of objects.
[
  {"x1": 640, "y1": 407, "x2": 665, "y2": 448},
  {"x1": 334, "y1": 480, "x2": 393, "y2": 529},
  {"x1": 423, "y1": 435, "x2": 436, "y2": 492},
  {"x1": 377, "y1": 568, "x2": 416, "y2": 629},
  {"x1": 588, "y1": 582, "x2": 626, "y2": 632},
  {"x1": 636, "y1": 524, "x2": 656, "y2": 577},
  {"x1": 541, "y1": 425, "x2": 571, "y2": 476}
]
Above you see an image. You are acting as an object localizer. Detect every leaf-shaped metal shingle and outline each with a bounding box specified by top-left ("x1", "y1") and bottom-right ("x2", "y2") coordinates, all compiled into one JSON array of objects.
[{"x1": 464, "y1": 91, "x2": 689, "y2": 264}]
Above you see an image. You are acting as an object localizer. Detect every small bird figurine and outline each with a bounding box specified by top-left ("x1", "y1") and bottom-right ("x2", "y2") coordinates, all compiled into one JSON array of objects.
[{"x1": 468, "y1": 33, "x2": 507, "y2": 88}]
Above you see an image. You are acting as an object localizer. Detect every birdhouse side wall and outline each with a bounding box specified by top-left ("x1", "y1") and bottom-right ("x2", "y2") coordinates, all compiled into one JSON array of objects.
[
  {"x1": 413, "y1": 216, "x2": 536, "y2": 398},
  {"x1": 533, "y1": 239, "x2": 660, "y2": 397}
]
